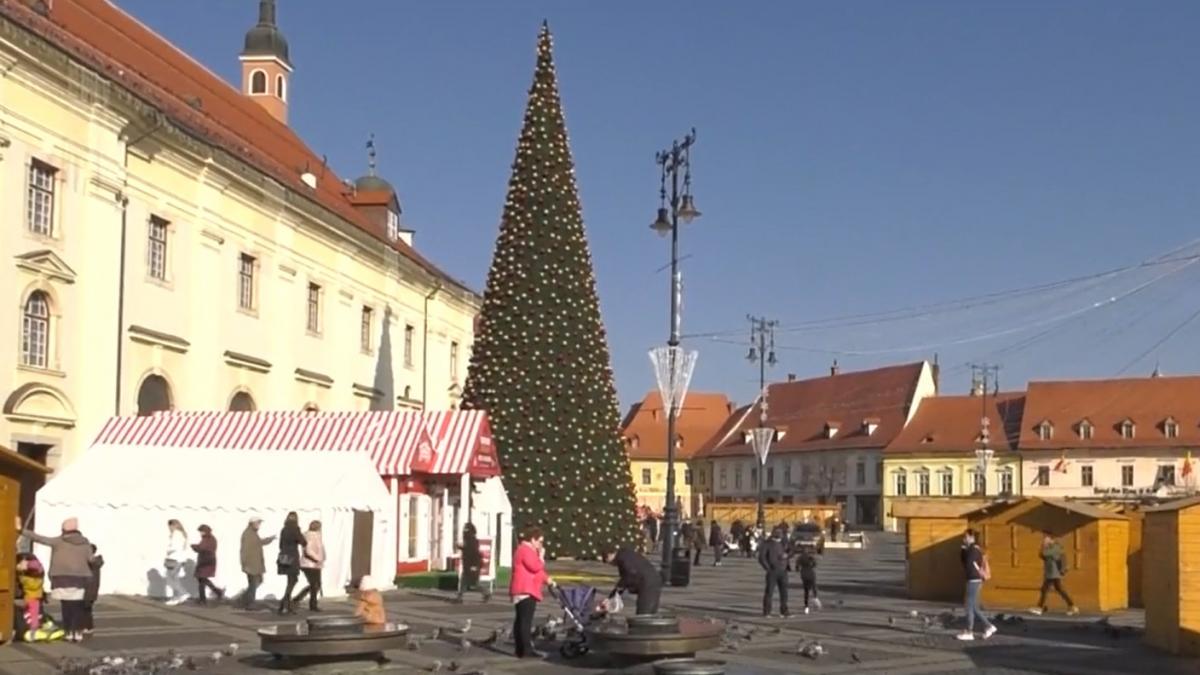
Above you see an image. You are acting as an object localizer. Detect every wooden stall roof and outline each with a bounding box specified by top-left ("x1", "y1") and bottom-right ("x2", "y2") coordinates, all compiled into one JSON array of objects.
[
  {"x1": 891, "y1": 499, "x2": 996, "y2": 519},
  {"x1": 1142, "y1": 495, "x2": 1200, "y2": 513},
  {"x1": 0, "y1": 445, "x2": 50, "y2": 474},
  {"x1": 1039, "y1": 498, "x2": 1128, "y2": 520}
]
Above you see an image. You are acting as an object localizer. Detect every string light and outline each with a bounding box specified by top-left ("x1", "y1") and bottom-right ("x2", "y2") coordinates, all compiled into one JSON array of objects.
[{"x1": 460, "y1": 24, "x2": 640, "y2": 559}]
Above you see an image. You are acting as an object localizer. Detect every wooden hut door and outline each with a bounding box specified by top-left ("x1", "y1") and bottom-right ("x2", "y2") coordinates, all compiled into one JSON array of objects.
[
  {"x1": 350, "y1": 510, "x2": 374, "y2": 580},
  {"x1": 0, "y1": 477, "x2": 16, "y2": 643}
]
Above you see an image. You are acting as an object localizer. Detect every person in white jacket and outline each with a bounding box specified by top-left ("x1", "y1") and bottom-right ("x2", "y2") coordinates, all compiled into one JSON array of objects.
[{"x1": 164, "y1": 519, "x2": 191, "y2": 605}]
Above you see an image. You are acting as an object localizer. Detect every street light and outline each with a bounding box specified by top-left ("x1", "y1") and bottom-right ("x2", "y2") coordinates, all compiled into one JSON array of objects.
[
  {"x1": 650, "y1": 128, "x2": 699, "y2": 585},
  {"x1": 750, "y1": 427, "x2": 775, "y2": 532},
  {"x1": 976, "y1": 416, "x2": 993, "y2": 496}
]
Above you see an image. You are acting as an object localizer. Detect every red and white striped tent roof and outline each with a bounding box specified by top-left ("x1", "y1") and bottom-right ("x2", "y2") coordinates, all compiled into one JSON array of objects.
[
  {"x1": 420, "y1": 410, "x2": 501, "y2": 478},
  {"x1": 90, "y1": 411, "x2": 434, "y2": 477}
]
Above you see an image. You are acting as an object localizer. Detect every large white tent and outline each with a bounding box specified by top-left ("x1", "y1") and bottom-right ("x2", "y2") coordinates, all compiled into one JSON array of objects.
[{"x1": 34, "y1": 444, "x2": 395, "y2": 599}]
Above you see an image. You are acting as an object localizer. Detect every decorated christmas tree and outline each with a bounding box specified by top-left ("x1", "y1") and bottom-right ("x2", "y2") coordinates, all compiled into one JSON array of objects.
[{"x1": 461, "y1": 23, "x2": 640, "y2": 559}]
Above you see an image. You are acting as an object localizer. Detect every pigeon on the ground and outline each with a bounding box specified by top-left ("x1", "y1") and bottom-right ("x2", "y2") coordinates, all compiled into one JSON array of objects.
[
  {"x1": 480, "y1": 629, "x2": 501, "y2": 646},
  {"x1": 431, "y1": 627, "x2": 444, "y2": 640},
  {"x1": 460, "y1": 619, "x2": 473, "y2": 633},
  {"x1": 448, "y1": 661, "x2": 462, "y2": 672},
  {"x1": 428, "y1": 660, "x2": 443, "y2": 673},
  {"x1": 408, "y1": 637, "x2": 424, "y2": 651},
  {"x1": 1097, "y1": 616, "x2": 1112, "y2": 627},
  {"x1": 459, "y1": 635, "x2": 471, "y2": 652},
  {"x1": 836, "y1": 599, "x2": 845, "y2": 608},
  {"x1": 851, "y1": 651, "x2": 862, "y2": 663},
  {"x1": 887, "y1": 616, "x2": 896, "y2": 626},
  {"x1": 921, "y1": 615, "x2": 933, "y2": 631},
  {"x1": 909, "y1": 610, "x2": 920, "y2": 618},
  {"x1": 798, "y1": 640, "x2": 825, "y2": 659},
  {"x1": 225, "y1": 642, "x2": 240, "y2": 657},
  {"x1": 993, "y1": 612, "x2": 1008, "y2": 623}
]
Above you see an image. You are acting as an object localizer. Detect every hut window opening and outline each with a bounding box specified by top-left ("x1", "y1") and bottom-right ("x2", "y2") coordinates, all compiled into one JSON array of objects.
[
  {"x1": 1035, "y1": 465, "x2": 1050, "y2": 486},
  {"x1": 940, "y1": 470, "x2": 953, "y2": 495},
  {"x1": 894, "y1": 469, "x2": 908, "y2": 496},
  {"x1": 1157, "y1": 465, "x2": 1176, "y2": 487},
  {"x1": 1080, "y1": 465, "x2": 1094, "y2": 487},
  {"x1": 1121, "y1": 465, "x2": 1134, "y2": 487}
]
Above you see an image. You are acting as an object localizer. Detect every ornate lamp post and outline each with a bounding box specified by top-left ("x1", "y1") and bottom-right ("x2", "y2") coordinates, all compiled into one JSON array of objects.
[
  {"x1": 649, "y1": 128, "x2": 701, "y2": 584},
  {"x1": 750, "y1": 427, "x2": 775, "y2": 532}
]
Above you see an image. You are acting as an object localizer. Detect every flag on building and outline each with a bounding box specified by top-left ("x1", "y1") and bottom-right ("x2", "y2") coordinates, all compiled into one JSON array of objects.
[
  {"x1": 1053, "y1": 451, "x2": 1069, "y2": 473},
  {"x1": 1183, "y1": 452, "x2": 1193, "y2": 479}
]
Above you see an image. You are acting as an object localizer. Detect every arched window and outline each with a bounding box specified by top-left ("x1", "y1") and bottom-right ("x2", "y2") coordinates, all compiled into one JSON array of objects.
[
  {"x1": 21, "y1": 291, "x2": 50, "y2": 368},
  {"x1": 136, "y1": 374, "x2": 172, "y2": 416},
  {"x1": 229, "y1": 391, "x2": 256, "y2": 412},
  {"x1": 302, "y1": 403, "x2": 319, "y2": 413},
  {"x1": 275, "y1": 75, "x2": 286, "y2": 101},
  {"x1": 250, "y1": 70, "x2": 267, "y2": 95}
]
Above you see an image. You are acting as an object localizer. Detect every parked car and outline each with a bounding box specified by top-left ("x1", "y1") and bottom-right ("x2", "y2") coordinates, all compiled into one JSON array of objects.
[{"x1": 791, "y1": 522, "x2": 826, "y2": 554}]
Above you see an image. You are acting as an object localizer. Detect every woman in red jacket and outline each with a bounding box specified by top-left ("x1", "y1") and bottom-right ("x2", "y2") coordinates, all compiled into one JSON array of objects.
[{"x1": 509, "y1": 526, "x2": 556, "y2": 658}]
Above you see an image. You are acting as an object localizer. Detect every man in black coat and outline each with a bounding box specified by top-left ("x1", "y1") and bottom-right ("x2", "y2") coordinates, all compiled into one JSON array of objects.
[
  {"x1": 757, "y1": 526, "x2": 790, "y2": 618},
  {"x1": 709, "y1": 521, "x2": 724, "y2": 567},
  {"x1": 604, "y1": 546, "x2": 662, "y2": 615}
]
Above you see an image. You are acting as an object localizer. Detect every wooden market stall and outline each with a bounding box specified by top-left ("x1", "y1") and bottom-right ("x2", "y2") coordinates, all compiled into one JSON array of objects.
[
  {"x1": 1142, "y1": 495, "x2": 1200, "y2": 656},
  {"x1": 892, "y1": 499, "x2": 995, "y2": 601},
  {"x1": 0, "y1": 445, "x2": 50, "y2": 643},
  {"x1": 705, "y1": 503, "x2": 841, "y2": 531},
  {"x1": 972, "y1": 498, "x2": 1129, "y2": 612},
  {"x1": 1096, "y1": 502, "x2": 1146, "y2": 608}
]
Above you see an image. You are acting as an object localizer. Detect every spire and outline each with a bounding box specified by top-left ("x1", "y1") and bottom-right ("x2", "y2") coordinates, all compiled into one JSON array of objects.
[
  {"x1": 258, "y1": 0, "x2": 277, "y2": 26},
  {"x1": 242, "y1": 0, "x2": 290, "y2": 65},
  {"x1": 367, "y1": 134, "x2": 377, "y2": 176}
]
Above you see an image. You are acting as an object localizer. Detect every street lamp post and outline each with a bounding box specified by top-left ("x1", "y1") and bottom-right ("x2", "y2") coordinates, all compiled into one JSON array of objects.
[
  {"x1": 971, "y1": 363, "x2": 998, "y2": 497},
  {"x1": 751, "y1": 427, "x2": 775, "y2": 532},
  {"x1": 650, "y1": 128, "x2": 701, "y2": 585}
]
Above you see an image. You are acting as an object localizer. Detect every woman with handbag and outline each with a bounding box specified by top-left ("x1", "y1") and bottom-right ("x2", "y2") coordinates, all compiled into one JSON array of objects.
[
  {"x1": 191, "y1": 525, "x2": 224, "y2": 606},
  {"x1": 276, "y1": 512, "x2": 306, "y2": 615},
  {"x1": 292, "y1": 520, "x2": 325, "y2": 612},
  {"x1": 164, "y1": 519, "x2": 191, "y2": 606}
]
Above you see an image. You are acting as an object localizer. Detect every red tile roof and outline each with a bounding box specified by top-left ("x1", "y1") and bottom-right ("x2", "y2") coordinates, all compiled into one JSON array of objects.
[
  {"x1": 2, "y1": 0, "x2": 470, "y2": 294},
  {"x1": 695, "y1": 362, "x2": 929, "y2": 459},
  {"x1": 1019, "y1": 375, "x2": 1200, "y2": 450},
  {"x1": 886, "y1": 392, "x2": 1025, "y2": 455},
  {"x1": 621, "y1": 392, "x2": 734, "y2": 461}
]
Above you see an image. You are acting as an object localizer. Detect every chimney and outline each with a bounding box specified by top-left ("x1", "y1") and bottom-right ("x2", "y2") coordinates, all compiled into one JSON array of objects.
[
  {"x1": 830, "y1": 359, "x2": 839, "y2": 376},
  {"x1": 239, "y1": 0, "x2": 292, "y2": 124},
  {"x1": 787, "y1": 373, "x2": 796, "y2": 382}
]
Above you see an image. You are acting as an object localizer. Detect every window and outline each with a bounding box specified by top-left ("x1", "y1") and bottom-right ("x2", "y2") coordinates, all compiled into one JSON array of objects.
[
  {"x1": 917, "y1": 471, "x2": 931, "y2": 496},
  {"x1": 1036, "y1": 465, "x2": 1050, "y2": 486},
  {"x1": 940, "y1": 471, "x2": 953, "y2": 495},
  {"x1": 237, "y1": 253, "x2": 256, "y2": 310},
  {"x1": 876, "y1": 461, "x2": 883, "y2": 485},
  {"x1": 407, "y1": 495, "x2": 419, "y2": 559},
  {"x1": 404, "y1": 324, "x2": 415, "y2": 367},
  {"x1": 999, "y1": 468, "x2": 1014, "y2": 494},
  {"x1": 1081, "y1": 465, "x2": 1094, "y2": 487},
  {"x1": 766, "y1": 467, "x2": 774, "y2": 488},
  {"x1": 734, "y1": 467, "x2": 743, "y2": 490},
  {"x1": 751, "y1": 468, "x2": 758, "y2": 488},
  {"x1": 719, "y1": 467, "x2": 728, "y2": 490},
  {"x1": 1120, "y1": 420, "x2": 1135, "y2": 439},
  {"x1": 1165, "y1": 419, "x2": 1180, "y2": 439},
  {"x1": 856, "y1": 461, "x2": 866, "y2": 486},
  {"x1": 387, "y1": 210, "x2": 401, "y2": 241},
  {"x1": 275, "y1": 74, "x2": 286, "y2": 100},
  {"x1": 1158, "y1": 465, "x2": 1177, "y2": 486},
  {"x1": 147, "y1": 216, "x2": 169, "y2": 280},
  {"x1": 641, "y1": 468, "x2": 651, "y2": 485},
  {"x1": 1037, "y1": 422, "x2": 1053, "y2": 441},
  {"x1": 250, "y1": 69, "x2": 267, "y2": 94},
  {"x1": 27, "y1": 159, "x2": 56, "y2": 236},
  {"x1": 783, "y1": 464, "x2": 791, "y2": 487},
  {"x1": 971, "y1": 471, "x2": 985, "y2": 495},
  {"x1": 893, "y1": 470, "x2": 907, "y2": 496},
  {"x1": 20, "y1": 292, "x2": 50, "y2": 368},
  {"x1": 1078, "y1": 421, "x2": 1093, "y2": 440},
  {"x1": 450, "y1": 341, "x2": 460, "y2": 381},
  {"x1": 306, "y1": 282, "x2": 321, "y2": 333},
  {"x1": 684, "y1": 469, "x2": 693, "y2": 486},
  {"x1": 360, "y1": 306, "x2": 374, "y2": 352},
  {"x1": 1122, "y1": 465, "x2": 1135, "y2": 487}
]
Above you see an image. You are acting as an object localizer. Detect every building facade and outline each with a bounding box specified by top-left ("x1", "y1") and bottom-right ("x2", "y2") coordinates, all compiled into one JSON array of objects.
[
  {"x1": 0, "y1": 1, "x2": 478, "y2": 479},
  {"x1": 620, "y1": 392, "x2": 733, "y2": 519},
  {"x1": 696, "y1": 361, "x2": 938, "y2": 527},
  {"x1": 882, "y1": 391, "x2": 1025, "y2": 531},
  {"x1": 1019, "y1": 376, "x2": 1200, "y2": 501}
]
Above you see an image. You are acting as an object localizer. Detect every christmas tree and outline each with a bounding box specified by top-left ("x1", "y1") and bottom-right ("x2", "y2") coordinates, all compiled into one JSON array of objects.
[{"x1": 462, "y1": 23, "x2": 640, "y2": 559}]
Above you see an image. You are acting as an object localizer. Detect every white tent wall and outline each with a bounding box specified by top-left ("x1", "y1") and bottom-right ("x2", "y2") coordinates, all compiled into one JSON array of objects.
[
  {"x1": 395, "y1": 490, "x2": 432, "y2": 568},
  {"x1": 471, "y1": 476, "x2": 513, "y2": 569},
  {"x1": 34, "y1": 446, "x2": 396, "y2": 599}
]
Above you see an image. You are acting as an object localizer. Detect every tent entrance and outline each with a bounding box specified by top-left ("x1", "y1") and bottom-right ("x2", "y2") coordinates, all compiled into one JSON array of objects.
[{"x1": 351, "y1": 509, "x2": 374, "y2": 581}]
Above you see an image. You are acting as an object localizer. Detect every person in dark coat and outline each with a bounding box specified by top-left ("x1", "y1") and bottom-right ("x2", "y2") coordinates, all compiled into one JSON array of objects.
[
  {"x1": 708, "y1": 521, "x2": 724, "y2": 567},
  {"x1": 758, "y1": 526, "x2": 789, "y2": 618},
  {"x1": 456, "y1": 523, "x2": 490, "y2": 602},
  {"x1": 690, "y1": 519, "x2": 705, "y2": 566},
  {"x1": 644, "y1": 511, "x2": 659, "y2": 553},
  {"x1": 191, "y1": 525, "x2": 223, "y2": 606},
  {"x1": 797, "y1": 545, "x2": 821, "y2": 612},
  {"x1": 603, "y1": 546, "x2": 662, "y2": 615},
  {"x1": 82, "y1": 544, "x2": 103, "y2": 634},
  {"x1": 276, "y1": 512, "x2": 306, "y2": 615}
]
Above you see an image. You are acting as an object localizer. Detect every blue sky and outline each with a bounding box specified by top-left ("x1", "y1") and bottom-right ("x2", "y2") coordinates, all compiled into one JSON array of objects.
[{"x1": 119, "y1": 1, "x2": 1200, "y2": 409}]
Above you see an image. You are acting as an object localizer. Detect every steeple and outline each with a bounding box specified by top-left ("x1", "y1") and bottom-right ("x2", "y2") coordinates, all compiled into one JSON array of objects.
[{"x1": 239, "y1": 0, "x2": 292, "y2": 124}]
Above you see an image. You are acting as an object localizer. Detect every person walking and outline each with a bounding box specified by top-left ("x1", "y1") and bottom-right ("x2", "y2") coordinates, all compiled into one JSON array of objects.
[
  {"x1": 83, "y1": 544, "x2": 104, "y2": 635},
  {"x1": 690, "y1": 519, "x2": 706, "y2": 566},
  {"x1": 709, "y1": 520, "x2": 724, "y2": 567},
  {"x1": 238, "y1": 517, "x2": 275, "y2": 610},
  {"x1": 163, "y1": 519, "x2": 191, "y2": 605},
  {"x1": 17, "y1": 516, "x2": 95, "y2": 642},
  {"x1": 644, "y1": 510, "x2": 659, "y2": 554},
  {"x1": 797, "y1": 545, "x2": 821, "y2": 613},
  {"x1": 456, "y1": 522, "x2": 489, "y2": 603},
  {"x1": 191, "y1": 525, "x2": 223, "y2": 606},
  {"x1": 957, "y1": 529, "x2": 997, "y2": 641},
  {"x1": 276, "y1": 512, "x2": 306, "y2": 615},
  {"x1": 1030, "y1": 530, "x2": 1079, "y2": 616},
  {"x1": 758, "y1": 526, "x2": 790, "y2": 618},
  {"x1": 509, "y1": 526, "x2": 556, "y2": 659},
  {"x1": 293, "y1": 520, "x2": 326, "y2": 612},
  {"x1": 603, "y1": 545, "x2": 662, "y2": 615}
]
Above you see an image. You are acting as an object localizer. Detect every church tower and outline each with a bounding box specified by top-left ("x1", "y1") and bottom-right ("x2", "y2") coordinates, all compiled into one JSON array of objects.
[{"x1": 239, "y1": 0, "x2": 292, "y2": 124}]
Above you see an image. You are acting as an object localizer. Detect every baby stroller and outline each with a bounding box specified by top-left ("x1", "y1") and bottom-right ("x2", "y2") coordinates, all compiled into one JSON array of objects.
[{"x1": 554, "y1": 585, "x2": 602, "y2": 659}]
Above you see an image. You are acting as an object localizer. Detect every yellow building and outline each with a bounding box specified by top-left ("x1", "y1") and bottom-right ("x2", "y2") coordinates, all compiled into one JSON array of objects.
[
  {"x1": 0, "y1": 0, "x2": 478, "y2": 485},
  {"x1": 621, "y1": 392, "x2": 733, "y2": 519},
  {"x1": 882, "y1": 392, "x2": 1024, "y2": 531}
]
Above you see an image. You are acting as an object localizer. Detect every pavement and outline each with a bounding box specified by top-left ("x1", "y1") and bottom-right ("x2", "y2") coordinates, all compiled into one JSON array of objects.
[{"x1": 1, "y1": 533, "x2": 1192, "y2": 674}]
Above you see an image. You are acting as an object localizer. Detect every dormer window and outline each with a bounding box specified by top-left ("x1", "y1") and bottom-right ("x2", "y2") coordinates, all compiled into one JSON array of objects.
[
  {"x1": 1164, "y1": 417, "x2": 1180, "y2": 439},
  {"x1": 862, "y1": 417, "x2": 880, "y2": 436},
  {"x1": 1078, "y1": 420, "x2": 1093, "y2": 440},
  {"x1": 825, "y1": 421, "x2": 840, "y2": 439},
  {"x1": 1120, "y1": 419, "x2": 1135, "y2": 440},
  {"x1": 1036, "y1": 420, "x2": 1053, "y2": 441},
  {"x1": 387, "y1": 210, "x2": 401, "y2": 241}
]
